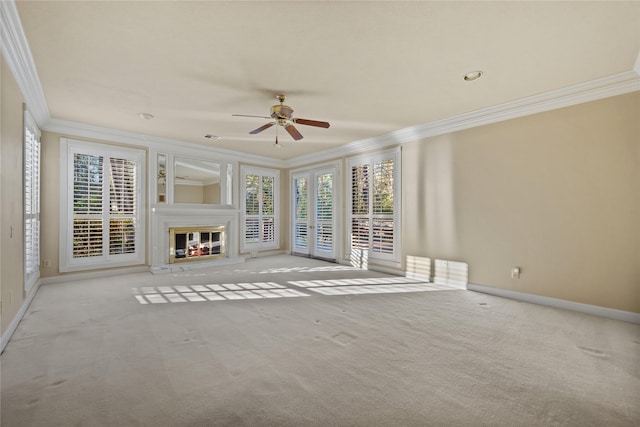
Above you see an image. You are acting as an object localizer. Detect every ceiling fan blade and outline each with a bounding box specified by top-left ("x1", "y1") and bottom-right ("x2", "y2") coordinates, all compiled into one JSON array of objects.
[
  {"x1": 249, "y1": 122, "x2": 275, "y2": 134},
  {"x1": 233, "y1": 114, "x2": 272, "y2": 119},
  {"x1": 285, "y1": 124, "x2": 303, "y2": 141},
  {"x1": 293, "y1": 118, "x2": 330, "y2": 128}
]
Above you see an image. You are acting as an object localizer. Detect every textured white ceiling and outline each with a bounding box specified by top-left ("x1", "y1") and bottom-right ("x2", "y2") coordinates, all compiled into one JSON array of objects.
[{"x1": 15, "y1": 1, "x2": 640, "y2": 160}]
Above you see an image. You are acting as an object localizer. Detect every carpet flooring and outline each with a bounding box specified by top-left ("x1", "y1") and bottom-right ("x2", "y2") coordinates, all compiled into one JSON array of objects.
[{"x1": 1, "y1": 255, "x2": 639, "y2": 426}]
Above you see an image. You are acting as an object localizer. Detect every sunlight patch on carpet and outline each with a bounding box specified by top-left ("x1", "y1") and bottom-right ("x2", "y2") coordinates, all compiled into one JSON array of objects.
[
  {"x1": 132, "y1": 282, "x2": 308, "y2": 304},
  {"x1": 289, "y1": 277, "x2": 461, "y2": 296},
  {"x1": 132, "y1": 277, "x2": 459, "y2": 305}
]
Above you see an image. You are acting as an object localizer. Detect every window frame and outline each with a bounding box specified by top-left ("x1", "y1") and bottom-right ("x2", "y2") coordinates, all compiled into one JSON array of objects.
[
  {"x1": 59, "y1": 138, "x2": 146, "y2": 272},
  {"x1": 347, "y1": 147, "x2": 401, "y2": 265},
  {"x1": 240, "y1": 165, "x2": 280, "y2": 253}
]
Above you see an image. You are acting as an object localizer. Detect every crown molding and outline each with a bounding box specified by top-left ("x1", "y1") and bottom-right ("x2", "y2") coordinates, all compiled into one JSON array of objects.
[
  {"x1": 44, "y1": 118, "x2": 286, "y2": 168},
  {"x1": 0, "y1": 0, "x2": 50, "y2": 126},
  {"x1": 286, "y1": 69, "x2": 640, "y2": 168},
  {"x1": 43, "y1": 69, "x2": 640, "y2": 170},
  {"x1": 3, "y1": 0, "x2": 639, "y2": 169}
]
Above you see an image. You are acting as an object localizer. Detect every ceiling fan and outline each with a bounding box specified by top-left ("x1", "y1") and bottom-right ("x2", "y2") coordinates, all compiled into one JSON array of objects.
[{"x1": 233, "y1": 94, "x2": 330, "y2": 142}]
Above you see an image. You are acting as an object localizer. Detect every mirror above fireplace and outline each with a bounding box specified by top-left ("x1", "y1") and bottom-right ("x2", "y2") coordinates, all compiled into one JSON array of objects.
[{"x1": 173, "y1": 157, "x2": 233, "y2": 206}]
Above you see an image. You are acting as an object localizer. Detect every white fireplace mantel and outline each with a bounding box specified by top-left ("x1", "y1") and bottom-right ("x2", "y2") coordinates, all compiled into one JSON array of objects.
[{"x1": 149, "y1": 205, "x2": 242, "y2": 270}]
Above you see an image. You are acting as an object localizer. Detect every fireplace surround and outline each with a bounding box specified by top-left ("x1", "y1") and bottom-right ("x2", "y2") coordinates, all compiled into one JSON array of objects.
[
  {"x1": 149, "y1": 205, "x2": 243, "y2": 273},
  {"x1": 169, "y1": 226, "x2": 225, "y2": 263}
]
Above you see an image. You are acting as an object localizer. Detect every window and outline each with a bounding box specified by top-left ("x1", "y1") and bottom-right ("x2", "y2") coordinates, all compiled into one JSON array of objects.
[
  {"x1": 348, "y1": 148, "x2": 401, "y2": 264},
  {"x1": 24, "y1": 111, "x2": 40, "y2": 291},
  {"x1": 293, "y1": 177, "x2": 308, "y2": 251},
  {"x1": 60, "y1": 139, "x2": 145, "y2": 272},
  {"x1": 241, "y1": 166, "x2": 279, "y2": 252}
]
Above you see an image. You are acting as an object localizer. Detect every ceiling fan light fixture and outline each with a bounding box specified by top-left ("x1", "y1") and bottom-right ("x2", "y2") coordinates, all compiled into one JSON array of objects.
[
  {"x1": 463, "y1": 70, "x2": 483, "y2": 81},
  {"x1": 233, "y1": 94, "x2": 330, "y2": 142}
]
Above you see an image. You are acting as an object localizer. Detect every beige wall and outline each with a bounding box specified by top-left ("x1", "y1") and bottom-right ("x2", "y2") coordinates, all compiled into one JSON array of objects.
[
  {"x1": 402, "y1": 92, "x2": 640, "y2": 313},
  {"x1": 39, "y1": 131, "x2": 60, "y2": 278},
  {"x1": 203, "y1": 183, "x2": 220, "y2": 204},
  {"x1": 174, "y1": 184, "x2": 204, "y2": 204},
  {"x1": 1, "y1": 56, "x2": 27, "y2": 335}
]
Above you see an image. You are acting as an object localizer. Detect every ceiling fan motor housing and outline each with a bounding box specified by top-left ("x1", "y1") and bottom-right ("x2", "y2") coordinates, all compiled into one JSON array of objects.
[{"x1": 270, "y1": 104, "x2": 294, "y2": 120}]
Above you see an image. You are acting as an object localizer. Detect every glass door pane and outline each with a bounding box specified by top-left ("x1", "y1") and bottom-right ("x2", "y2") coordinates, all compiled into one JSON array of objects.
[
  {"x1": 293, "y1": 174, "x2": 310, "y2": 255},
  {"x1": 313, "y1": 171, "x2": 335, "y2": 259}
]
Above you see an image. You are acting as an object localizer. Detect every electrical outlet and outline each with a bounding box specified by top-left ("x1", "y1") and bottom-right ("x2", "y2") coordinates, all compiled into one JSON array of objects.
[
  {"x1": 44, "y1": 259, "x2": 51, "y2": 268},
  {"x1": 511, "y1": 267, "x2": 521, "y2": 279}
]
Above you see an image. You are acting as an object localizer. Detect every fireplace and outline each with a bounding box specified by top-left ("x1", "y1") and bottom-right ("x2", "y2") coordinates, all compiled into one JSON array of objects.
[
  {"x1": 149, "y1": 206, "x2": 242, "y2": 273},
  {"x1": 169, "y1": 226, "x2": 225, "y2": 264}
]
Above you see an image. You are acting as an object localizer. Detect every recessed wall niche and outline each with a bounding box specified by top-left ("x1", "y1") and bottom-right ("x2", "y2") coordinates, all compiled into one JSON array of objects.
[{"x1": 157, "y1": 153, "x2": 167, "y2": 203}]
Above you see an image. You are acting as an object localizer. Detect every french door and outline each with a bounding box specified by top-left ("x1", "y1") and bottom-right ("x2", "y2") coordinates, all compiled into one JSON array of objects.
[{"x1": 292, "y1": 167, "x2": 336, "y2": 260}]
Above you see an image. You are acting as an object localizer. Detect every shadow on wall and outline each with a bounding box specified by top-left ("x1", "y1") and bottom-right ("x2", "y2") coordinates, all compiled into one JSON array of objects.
[
  {"x1": 425, "y1": 138, "x2": 459, "y2": 255},
  {"x1": 405, "y1": 255, "x2": 468, "y2": 289},
  {"x1": 404, "y1": 137, "x2": 460, "y2": 259}
]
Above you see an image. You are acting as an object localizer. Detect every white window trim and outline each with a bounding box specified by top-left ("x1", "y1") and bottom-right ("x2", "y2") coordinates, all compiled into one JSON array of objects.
[
  {"x1": 347, "y1": 147, "x2": 402, "y2": 265},
  {"x1": 59, "y1": 138, "x2": 146, "y2": 272},
  {"x1": 240, "y1": 165, "x2": 280, "y2": 253},
  {"x1": 24, "y1": 110, "x2": 40, "y2": 291}
]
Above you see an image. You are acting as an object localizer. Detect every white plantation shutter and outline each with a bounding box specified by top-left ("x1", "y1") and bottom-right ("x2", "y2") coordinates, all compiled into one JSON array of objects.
[
  {"x1": 372, "y1": 219, "x2": 394, "y2": 254},
  {"x1": 241, "y1": 167, "x2": 279, "y2": 251},
  {"x1": 294, "y1": 223, "x2": 308, "y2": 250},
  {"x1": 73, "y1": 153, "x2": 104, "y2": 258},
  {"x1": 109, "y1": 158, "x2": 136, "y2": 255},
  {"x1": 244, "y1": 174, "x2": 260, "y2": 243},
  {"x1": 61, "y1": 139, "x2": 145, "y2": 272},
  {"x1": 351, "y1": 218, "x2": 370, "y2": 250},
  {"x1": 262, "y1": 217, "x2": 275, "y2": 242},
  {"x1": 351, "y1": 165, "x2": 369, "y2": 215},
  {"x1": 73, "y1": 219, "x2": 103, "y2": 257},
  {"x1": 348, "y1": 149, "x2": 400, "y2": 263},
  {"x1": 245, "y1": 174, "x2": 259, "y2": 215},
  {"x1": 24, "y1": 112, "x2": 41, "y2": 291},
  {"x1": 315, "y1": 173, "x2": 333, "y2": 254},
  {"x1": 372, "y1": 160, "x2": 394, "y2": 255},
  {"x1": 261, "y1": 176, "x2": 275, "y2": 243},
  {"x1": 245, "y1": 218, "x2": 260, "y2": 243},
  {"x1": 293, "y1": 177, "x2": 308, "y2": 252}
]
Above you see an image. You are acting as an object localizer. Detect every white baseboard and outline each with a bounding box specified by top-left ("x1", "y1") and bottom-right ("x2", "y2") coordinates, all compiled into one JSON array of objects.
[
  {"x1": 467, "y1": 283, "x2": 640, "y2": 325},
  {"x1": 1, "y1": 280, "x2": 42, "y2": 353},
  {"x1": 243, "y1": 249, "x2": 287, "y2": 259},
  {"x1": 405, "y1": 272, "x2": 431, "y2": 282},
  {"x1": 39, "y1": 265, "x2": 150, "y2": 285},
  {"x1": 366, "y1": 264, "x2": 404, "y2": 276}
]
